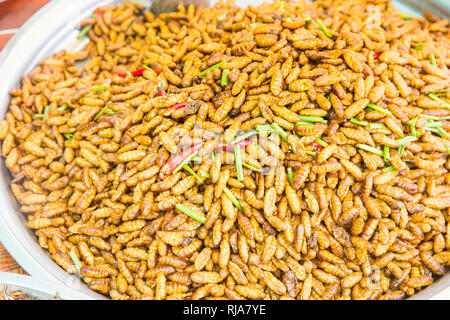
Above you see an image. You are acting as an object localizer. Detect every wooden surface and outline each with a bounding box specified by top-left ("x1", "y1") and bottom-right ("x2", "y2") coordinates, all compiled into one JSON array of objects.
[{"x1": 0, "y1": 0, "x2": 51, "y2": 274}]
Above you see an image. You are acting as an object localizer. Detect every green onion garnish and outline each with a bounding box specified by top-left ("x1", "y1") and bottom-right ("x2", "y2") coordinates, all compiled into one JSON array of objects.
[
  {"x1": 382, "y1": 166, "x2": 395, "y2": 173},
  {"x1": 90, "y1": 85, "x2": 108, "y2": 92},
  {"x1": 172, "y1": 151, "x2": 199, "y2": 175},
  {"x1": 58, "y1": 103, "x2": 68, "y2": 112},
  {"x1": 287, "y1": 167, "x2": 293, "y2": 185},
  {"x1": 435, "y1": 126, "x2": 450, "y2": 138},
  {"x1": 249, "y1": 21, "x2": 263, "y2": 28},
  {"x1": 35, "y1": 106, "x2": 49, "y2": 121},
  {"x1": 427, "y1": 93, "x2": 450, "y2": 110},
  {"x1": 357, "y1": 144, "x2": 384, "y2": 157},
  {"x1": 369, "y1": 123, "x2": 385, "y2": 129},
  {"x1": 217, "y1": 12, "x2": 228, "y2": 22},
  {"x1": 77, "y1": 25, "x2": 92, "y2": 40},
  {"x1": 199, "y1": 171, "x2": 211, "y2": 179},
  {"x1": 383, "y1": 145, "x2": 390, "y2": 162},
  {"x1": 157, "y1": 81, "x2": 164, "y2": 90},
  {"x1": 407, "y1": 116, "x2": 417, "y2": 136},
  {"x1": 93, "y1": 106, "x2": 111, "y2": 121},
  {"x1": 298, "y1": 115, "x2": 327, "y2": 124},
  {"x1": 414, "y1": 44, "x2": 425, "y2": 50},
  {"x1": 434, "y1": 88, "x2": 449, "y2": 94},
  {"x1": 235, "y1": 145, "x2": 244, "y2": 182},
  {"x1": 315, "y1": 20, "x2": 332, "y2": 38},
  {"x1": 182, "y1": 164, "x2": 204, "y2": 183},
  {"x1": 398, "y1": 144, "x2": 405, "y2": 157},
  {"x1": 399, "y1": 13, "x2": 411, "y2": 20},
  {"x1": 350, "y1": 118, "x2": 368, "y2": 126},
  {"x1": 396, "y1": 135, "x2": 416, "y2": 145},
  {"x1": 69, "y1": 248, "x2": 84, "y2": 278},
  {"x1": 227, "y1": 130, "x2": 257, "y2": 146},
  {"x1": 316, "y1": 138, "x2": 328, "y2": 148},
  {"x1": 223, "y1": 187, "x2": 243, "y2": 212},
  {"x1": 305, "y1": 18, "x2": 312, "y2": 24},
  {"x1": 446, "y1": 145, "x2": 450, "y2": 154},
  {"x1": 305, "y1": 150, "x2": 316, "y2": 156},
  {"x1": 367, "y1": 103, "x2": 392, "y2": 115},
  {"x1": 63, "y1": 133, "x2": 74, "y2": 140},
  {"x1": 430, "y1": 53, "x2": 436, "y2": 66},
  {"x1": 270, "y1": 123, "x2": 288, "y2": 141},
  {"x1": 200, "y1": 61, "x2": 225, "y2": 76},
  {"x1": 221, "y1": 69, "x2": 230, "y2": 87},
  {"x1": 256, "y1": 124, "x2": 277, "y2": 133},
  {"x1": 242, "y1": 163, "x2": 259, "y2": 172},
  {"x1": 211, "y1": 151, "x2": 215, "y2": 161},
  {"x1": 176, "y1": 204, "x2": 206, "y2": 224}
]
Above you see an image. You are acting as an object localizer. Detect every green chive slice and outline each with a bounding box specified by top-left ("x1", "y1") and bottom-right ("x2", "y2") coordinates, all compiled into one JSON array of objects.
[
  {"x1": 223, "y1": 187, "x2": 243, "y2": 212},
  {"x1": 315, "y1": 19, "x2": 332, "y2": 38},
  {"x1": 383, "y1": 145, "x2": 390, "y2": 162},
  {"x1": 287, "y1": 167, "x2": 293, "y2": 185},
  {"x1": 315, "y1": 138, "x2": 328, "y2": 148},
  {"x1": 270, "y1": 123, "x2": 288, "y2": 141},
  {"x1": 77, "y1": 25, "x2": 92, "y2": 40},
  {"x1": 350, "y1": 118, "x2": 368, "y2": 126},
  {"x1": 176, "y1": 204, "x2": 206, "y2": 224},
  {"x1": 182, "y1": 164, "x2": 203, "y2": 183},
  {"x1": 357, "y1": 144, "x2": 384, "y2": 157},
  {"x1": 200, "y1": 61, "x2": 225, "y2": 76},
  {"x1": 396, "y1": 135, "x2": 416, "y2": 145},
  {"x1": 69, "y1": 248, "x2": 84, "y2": 278},
  {"x1": 298, "y1": 115, "x2": 327, "y2": 124},
  {"x1": 221, "y1": 69, "x2": 230, "y2": 87},
  {"x1": 366, "y1": 103, "x2": 392, "y2": 116},
  {"x1": 382, "y1": 166, "x2": 395, "y2": 172},
  {"x1": 235, "y1": 145, "x2": 244, "y2": 182}
]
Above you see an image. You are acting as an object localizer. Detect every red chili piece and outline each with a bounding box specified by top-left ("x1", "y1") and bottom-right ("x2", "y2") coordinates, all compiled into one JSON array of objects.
[
  {"x1": 311, "y1": 142, "x2": 323, "y2": 150},
  {"x1": 159, "y1": 143, "x2": 205, "y2": 180},
  {"x1": 216, "y1": 139, "x2": 251, "y2": 151},
  {"x1": 373, "y1": 52, "x2": 380, "y2": 60}
]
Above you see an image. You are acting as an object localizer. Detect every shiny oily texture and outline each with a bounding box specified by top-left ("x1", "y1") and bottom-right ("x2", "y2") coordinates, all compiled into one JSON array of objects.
[{"x1": 1, "y1": 0, "x2": 450, "y2": 300}]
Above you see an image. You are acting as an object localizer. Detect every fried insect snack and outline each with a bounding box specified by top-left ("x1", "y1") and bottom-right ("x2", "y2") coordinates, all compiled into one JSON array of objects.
[{"x1": 1, "y1": 0, "x2": 449, "y2": 300}]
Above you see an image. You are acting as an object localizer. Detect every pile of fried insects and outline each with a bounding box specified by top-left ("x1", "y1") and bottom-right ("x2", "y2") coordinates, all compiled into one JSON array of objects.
[{"x1": 0, "y1": 0, "x2": 449, "y2": 300}]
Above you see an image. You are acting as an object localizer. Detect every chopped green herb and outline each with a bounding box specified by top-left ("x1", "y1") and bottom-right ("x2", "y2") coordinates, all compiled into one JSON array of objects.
[
  {"x1": 77, "y1": 25, "x2": 92, "y2": 40},
  {"x1": 157, "y1": 81, "x2": 164, "y2": 91},
  {"x1": 69, "y1": 249, "x2": 84, "y2": 278},
  {"x1": 93, "y1": 106, "x2": 110, "y2": 121},
  {"x1": 58, "y1": 103, "x2": 68, "y2": 112},
  {"x1": 221, "y1": 69, "x2": 230, "y2": 87},
  {"x1": 399, "y1": 13, "x2": 410, "y2": 20},
  {"x1": 367, "y1": 103, "x2": 392, "y2": 115},
  {"x1": 242, "y1": 163, "x2": 259, "y2": 172},
  {"x1": 305, "y1": 18, "x2": 312, "y2": 24},
  {"x1": 176, "y1": 204, "x2": 206, "y2": 224},
  {"x1": 287, "y1": 167, "x2": 293, "y2": 185},
  {"x1": 63, "y1": 133, "x2": 74, "y2": 140},
  {"x1": 173, "y1": 151, "x2": 199, "y2": 175},
  {"x1": 227, "y1": 130, "x2": 257, "y2": 145},
  {"x1": 434, "y1": 88, "x2": 449, "y2": 94},
  {"x1": 211, "y1": 151, "x2": 215, "y2": 161},
  {"x1": 369, "y1": 123, "x2": 385, "y2": 129},
  {"x1": 315, "y1": 138, "x2": 328, "y2": 148},
  {"x1": 223, "y1": 187, "x2": 243, "y2": 212},
  {"x1": 435, "y1": 126, "x2": 450, "y2": 139},
  {"x1": 305, "y1": 150, "x2": 316, "y2": 156},
  {"x1": 298, "y1": 115, "x2": 327, "y2": 124},
  {"x1": 398, "y1": 144, "x2": 405, "y2": 157},
  {"x1": 315, "y1": 20, "x2": 332, "y2": 38},
  {"x1": 357, "y1": 144, "x2": 384, "y2": 157},
  {"x1": 256, "y1": 124, "x2": 277, "y2": 133},
  {"x1": 200, "y1": 61, "x2": 225, "y2": 76},
  {"x1": 249, "y1": 21, "x2": 263, "y2": 28},
  {"x1": 217, "y1": 12, "x2": 228, "y2": 22},
  {"x1": 414, "y1": 43, "x2": 425, "y2": 50},
  {"x1": 270, "y1": 123, "x2": 288, "y2": 141},
  {"x1": 430, "y1": 53, "x2": 436, "y2": 66},
  {"x1": 407, "y1": 116, "x2": 419, "y2": 136},
  {"x1": 427, "y1": 93, "x2": 450, "y2": 110},
  {"x1": 234, "y1": 145, "x2": 244, "y2": 182},
  {"x1": 199, "y1": 171, "x2": 211, "y2": 179},
  {"x1": 446, "y1": 145, "x2": 450, "y2": 154},
  {"x1": 182, "y1": 164, "x2": 203, "y2": 183},
  {"x1": 396, "y1": 135, "x2": 416, "y2": 145},
  {"x1": 383, "y1": 145, "x2": 390, "y2": 162},
  {"x1": 350, "y1": 118, "x2": 368, "y2": 126},
  {"x1": 382, "y1": 166, "x2": 395, "y2": 173},
  {"x1": 90, "y1": 85, "x2": 108, "y2": 92}
]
